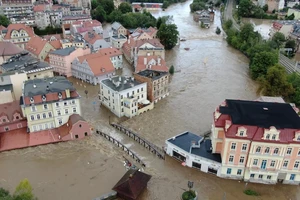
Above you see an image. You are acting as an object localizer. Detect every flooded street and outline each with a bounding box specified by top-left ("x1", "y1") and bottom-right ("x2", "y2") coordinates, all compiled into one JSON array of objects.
[{"x1": 1, "y1": 1, "x2": 300, "y2": 200}]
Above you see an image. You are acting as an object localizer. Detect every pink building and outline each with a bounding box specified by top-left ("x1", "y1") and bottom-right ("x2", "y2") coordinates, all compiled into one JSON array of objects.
[
  {"x1": 49, "y1": 47, "x2": 90, "y2": 77},
  {"x1": 70, "y1": 20, "x2": 103, "y2": 36},
  {"x1": 0, "y1": 100, "x2": 27, "y2": 133}
]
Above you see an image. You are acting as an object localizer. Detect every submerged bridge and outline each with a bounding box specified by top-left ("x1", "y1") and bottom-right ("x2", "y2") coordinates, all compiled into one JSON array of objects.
[
  {"x1": 95, "y1": 130, "x2": 146, "y2": 167},
  {"x1": 110, "y1": 123, "x2": 166, "y2": 160}
]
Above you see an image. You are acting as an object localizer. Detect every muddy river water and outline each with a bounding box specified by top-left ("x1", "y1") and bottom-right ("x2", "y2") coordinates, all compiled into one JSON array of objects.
[{"x1": 1, "y1": 1, "x2": 300, "y2": 200}]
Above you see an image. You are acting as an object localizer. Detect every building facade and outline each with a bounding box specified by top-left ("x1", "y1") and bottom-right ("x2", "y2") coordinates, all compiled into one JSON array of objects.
[
  {"x1": 210, "y1": 99, "x2": 300, "y2": 184},
  {"x1": 135, "y1": 55, "x2": 168, "y2": 73},
  {"x1": 0, "y1": 41, "x2": 23, "y2": 65},
  {"x1": 97, "y1": 47, "x2": 123, "y2": 69},
  {"x1": 49, "y1": 47, "x2": 90, "y2": 77},
  {"x1": 71, "y1": 51, "x2": 115, "y2": 85},
  {"x1": 111, "y1": 34, "x2": 127, "y2": 49},
  {"x1": 25, "y1": 35, "x2": 56, "y2": 61},
  {"x1": 133, "y1": 69, "x2": 169, "y2": 103},
  {"x1": 99, "y1": 76, "x2": 154, "y2": 118},
  {"x1": 21, "y1": 76, "x2": 82, "y2": 132},
  {"x1": 111, "y1": 22, "x2": 127, "y2": 36},
  {"x1": 1, "y1": 4, "x2": 35, "y2": 26},
  {"x1": 70, "y1": 20, "x2": 103, "y2": 36}
]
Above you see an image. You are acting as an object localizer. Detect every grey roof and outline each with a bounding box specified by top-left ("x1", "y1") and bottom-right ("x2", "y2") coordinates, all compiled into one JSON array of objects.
[
  {"x1": 50, "y1": 47, "x2": 76, "y2": 56},
  {"x1": 167, "y1": 132, "x2": 221, "y2": 163},
  {"x1": 0, "y1": 84, "x2": 13, "y2": 92},
  {"x1": 1, "y1": 52, "x2": 53, "y2": 74},
  {"x1": 136, "y1": 69, "x2": 168, "y2": 80},
  {"x1": 0, "y1": 41, "x2": 23, "y2": 56},
  {"x1": 111, "y1": 22, "x2": 122, "y2": 31},
  {"x1": 101, "y1": 76, "x2": 143, "y2": 92},
  {"x1": 23, "y1": 76, "x2": 75, "y2": 97},
  {"x1": 112, "y1": 34, "x2": 127, "y2": 39}
]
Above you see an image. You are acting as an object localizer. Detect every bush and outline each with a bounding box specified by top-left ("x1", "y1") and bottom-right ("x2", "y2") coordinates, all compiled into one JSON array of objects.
[
  {"x1": 216, "y1": 27, "x2": 221, "y2": 35},
  {"x1": 182, "y1": 190, "x2": 196, "y2": 200},
  {"x1": 169, "y1": 65, "x2": 175, "y2": 75},
  {"x1": 244, "y1": 189, "x2": 259, "y2": 196}
]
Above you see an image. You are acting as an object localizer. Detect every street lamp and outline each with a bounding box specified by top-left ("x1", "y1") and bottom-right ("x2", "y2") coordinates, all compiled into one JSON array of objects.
[{"x1": 187, "y1": 181, "x2": 194, "y2": 191}]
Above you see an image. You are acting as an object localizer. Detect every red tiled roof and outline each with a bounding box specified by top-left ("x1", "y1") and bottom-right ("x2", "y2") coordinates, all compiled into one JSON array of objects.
[
  {"x1": 122, "y1": 38, "x2": 163, "y2": 58},
  {"x1": 98, "y1": 47, "x2": 122, "y2": 57},
  {"x1": 33, "y1": 4, "x2": 46, "y2": 12},
  {"x1": 4, "y1": 24, "x2": 35, "y2": 40},
  {"x1": 273, "y1": 22, "x2": 283, "y2": 31},
  {"x1": 77, "y1": 52, "x2": 115, "y2": 76},
  {"x1": 83, "y1": 32, "x2": 102, "y2": 44},
  {"x1": 0, "y1": 100, "x2": 23, "y2": 123},
  {"x1": 72, "y1": 20, "x2": 102, "y2": 27},
  {"x1": 136, "y1": 55, "x2": 168, "y2": 73},
  {"x1": 0, "y1": 41, "x2": 23, "y2": 56},
  {"x1": 49, "y1": 40, "x2": 62, "y2": 49},
  {"x1": 42, "y1": 34, "x2": 62, "y2": 41},
  {"x1": 0, "y1": 25, "x2": 6, "y2": 31},
  {"x1": 25, "y1": 36, "x2": 48, "y2": 56}
]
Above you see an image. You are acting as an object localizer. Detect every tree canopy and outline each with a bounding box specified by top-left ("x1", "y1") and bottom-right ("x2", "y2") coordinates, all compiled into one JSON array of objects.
[
  {"x1": 237, "y1": 0, "x2": 277, "y2": 19},
  {"x1": 288, "y1": 73, "x2": 300, "y2": 105},
  {"x1": 250, "y1": 51, "x2": 278, "y2": 79},
  {"x1": 118, "y1": 2, "x2": 132, "y2": 14},
  {"x1": 0, "y1": 15, "x2": 10, "y2": 27},
  {"x1": 157, "y1": 23, "x2": 179, "y2": 50},
  {"x1": 271, "y1": 32, "x2": 286, "y2": 49},
  {"x1": 0, "y1": 179, "x2": 37, "y2": 200}
]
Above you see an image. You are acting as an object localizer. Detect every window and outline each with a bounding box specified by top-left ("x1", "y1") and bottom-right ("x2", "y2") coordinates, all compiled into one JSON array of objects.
[
  {"x1": 37, "y1": 114, "x2": 40, "y2": 120},
  {"x1": 49, "y1": 112, "x2": 52, "y2": 118},
  {"x1": 141, "y1": 87, "x2": 143, "y2": 91},
  {"x1": 30, "y1": 115, "x2": 34, "y2": 121},
  {"x1": 239, "y1": 156, "x2": 245, "y2": 164},
  {"x1": 294, "y1": 161, "x2": 299, "y2": 168},
  {"x1": 270, "y1": 160, "x2": 275, "y2": 167},
  {"x1": 274, "y1": 148, "x2": 279, "y2": 155},
  {"x1": 250, "y1": 174, "x2": 255, "y2": 178},
  {"x1": 231, "y1": 143, "x2": 236, "y2": 150},
  {"x1": 237, "y1": 169, "x2": 242, "y2": 175},
  {"x1": 71, "y1": 100, "x2": 75, "y2": 104},
  {"x1": 267, "y1": 175, "x2": 272, "y2": 180},
  {"x1": 56, "y1": 102, "x2": 59, "y2": 107},
  {"x1": 64, "y1": 101, "x2": 67, "y2": 106},
  {"x1": 253, "y1": 159, "x2": 258, "y2": 165},
  {"x1": 258, "y1": 174, "x2": 263, "y2": 179},
  {"x1": 57, "y1": 111, "x2": 61, "y2": 116},
  {"x1": 229, "y1": 155, "x2": 234, "y2": 162},
  {"x1": 58, "y1": 119, "x2": 62, "y2": 125},
  {"x1": 287, "y1": 148, "x2": 292, "y2": 155},
  {"x1": 290, "y1": 174, "x2": 296, "y2": 181},
  {"x1": 272, "y1": 134, "x2": 276, "y2": 140},
  {"x1": 265, "y1": 147, "x2": 270, "y2": 154},
  {"x1": 73, "y1": 107, "x2": 76, "y2": 113},
  {"x1": 283, "y1": 160, "x2": 288, "y2": 168},
  {"x1": 31, "y1": 106, "x2": 36, "y2": 112},
  {"x1": 65, "y1": 109, "x2": 68, "y2": 114},
  {"x1": 43, "y1": 104, "x2": 48, "y2": 109},
  {"x1": 227, "y1": 168, "x2": 231, "y2": 175},
  {"x1": 266, "y1": 134, "x2": 270, "y2": 139},
  {"x1": 121, "y1": 95, "x2": 123, "y2": 99},
  {"x1": 242, "y1": 144, "x2": 247, "y2": 151},
  {"x1": 256, "y1": 146, "x2": 261, "y2": 153},
  {"x1": 43, "y1": 113, "x2": 46, "y2": 119},
  {"x1": 239, "y1": 130, "x2": 244, "y2": 136},
  {"x1": 298, "y1": 149, "x2": 300, "y2": 156},
  {"x1": 261, "y1": 160, "x2": 267, "y2": 169}
]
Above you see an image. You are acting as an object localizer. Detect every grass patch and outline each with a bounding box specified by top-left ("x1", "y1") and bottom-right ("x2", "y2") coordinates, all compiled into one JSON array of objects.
[
  {"x1": 244, "y1": 189, "x2": 260, "y2": 196},
  {"x1": 182, "y1": 190, "x2": 196, "y2": 200}
]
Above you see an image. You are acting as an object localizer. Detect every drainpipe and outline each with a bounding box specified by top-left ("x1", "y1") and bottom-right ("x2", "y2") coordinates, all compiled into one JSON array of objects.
[{"x1": 243, "y1": 140, "x2": 253, "y2": 180}]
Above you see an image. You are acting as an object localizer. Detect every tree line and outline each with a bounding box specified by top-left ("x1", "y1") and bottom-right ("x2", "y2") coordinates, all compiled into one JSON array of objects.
[
  {"x1": 224, "y1": 20, "x2": 300, "y2": 107},
  {"x1": 0, "y1": 179, "x2": 38, "y2": 200},
  {"x1": 237, "y1": 0, "x2": 277, "y2": 19}
]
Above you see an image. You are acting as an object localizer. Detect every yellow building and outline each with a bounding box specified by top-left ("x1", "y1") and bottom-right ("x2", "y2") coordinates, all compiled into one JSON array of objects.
[{"x1": 21, "y1": 76, "x2": 81, "y2": 132}]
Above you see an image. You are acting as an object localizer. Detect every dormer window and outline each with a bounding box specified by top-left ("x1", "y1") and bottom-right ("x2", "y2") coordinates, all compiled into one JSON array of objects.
[
  {"x1": 239, "y1": 131, "x2": 245, "y2": 136},
  {"x1": 297, "y1": 136, "x2": 300, "y2": 141},
  {"x1": 30, "y1": 97, "x2": 34, "y2": 103},
  {"x1": 272, "y1": 135, "x2": 276, "y2": 140},
  {"x1": 263, "y1": 127, "x2": 280, "y2": 140},
  {"x1": 42, "y1": 95, "x2": 46, "y2": 102},
  {"x1": 58, "y1": 92, "x2": 62, "y2": 99},
  {"x1": 236, "y1": 126, "x2": 247, "y2": 137},
  {"x1": 293, "y1": 131, "x2": 300, "y2": 141},
  {"x1": 266, "y1": 134, "x2": 270, "y2": 139}
]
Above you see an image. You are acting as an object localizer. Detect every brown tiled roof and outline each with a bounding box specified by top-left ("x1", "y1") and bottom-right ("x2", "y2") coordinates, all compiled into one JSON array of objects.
[
  {"x1": 136, "y1": 55, "x2": 168, "y2": 73},
  {"x1": 77, "y1": 52, "x2": 115, "y2": 76},
  {"x1": 63, "y1": 24, "x2": 71, "y2": 30},
  {"x1": 33, "y1": 4, "x2": 46, "y2": 12},
  {"x1": 4, "y1": 24, "x2": 35, "y2": 40},
  {"x1": 113, "y1": 169, "x2": 151, "y2": 200},
  {"x1": 0, "y1": 100, "x2": 23, "y2": 123},
  {"x1": 0, "y1": 25, "x2": 6, "y2": 31},
  {"x1": 0, "y1": 41, "x2": 23, "y2": 56},
  {"x1": 49, "y1": 40, "x2": 62, "y2": 49},
  {"x1": 25, "y1": 36, "x2": 48, "y2": 56},
  {"x1": 147, "y1": 27, "x2": 157, "y2": 36},
  {"x1": 42, "y1": 34, "x2": 62, "y2": 41},
  {"x1": 98, "y1": 47, "x2": 122, "y2": 57},
  {"x1": 83, "y1": 32, "x2": 102, "y2": 44},
  {"x1": 72, "y1": 20, "x2": 102, "y2": 27}
]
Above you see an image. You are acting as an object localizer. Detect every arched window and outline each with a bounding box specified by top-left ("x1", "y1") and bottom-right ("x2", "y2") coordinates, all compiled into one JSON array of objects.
[
  {"x1": 256, "y1": 146, "x2": 261, "y2": 153},
  {"x1": 274, "y1": 148, "x2": 279, "y2": 155},
  {"x1": 266, "y1": 134, "x2": 270, "y2": 139},
  {"x1": 272, "y1": 135, "x2": 276, "y2": 140},
  {"x1": 265, "y1": 147, "x2": 270, "y2": 154}
]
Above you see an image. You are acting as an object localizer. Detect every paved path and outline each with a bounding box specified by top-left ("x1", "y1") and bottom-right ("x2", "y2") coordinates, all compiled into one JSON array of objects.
[{"x1": 223, "y1": 0, "x2": 240, "y2": 31}]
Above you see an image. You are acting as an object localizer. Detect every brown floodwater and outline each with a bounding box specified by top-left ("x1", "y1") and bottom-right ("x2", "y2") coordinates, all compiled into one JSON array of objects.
[{"x1": 1, "y1": 1, "x2": 300, "y2": 200}]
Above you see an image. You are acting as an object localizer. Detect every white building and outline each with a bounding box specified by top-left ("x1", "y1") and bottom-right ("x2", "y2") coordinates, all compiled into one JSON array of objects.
[
  {"x1": 97, "y1": 47, "x2": 123, "y2": 69},
  {"x1": 165, "y1": 132, "x2": 222, "y2": 176},
  {"x1": 99, "y1": 76, "x2": 153, "y2": 118}
]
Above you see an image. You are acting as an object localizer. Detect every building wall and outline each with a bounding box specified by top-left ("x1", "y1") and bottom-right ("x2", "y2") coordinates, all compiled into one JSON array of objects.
[
  {"x1": 117, "y1": 27, "x2": 127, "y2": 36},
  {"x1": 0, "y1": 120, "x2": 27, "y2": 133},
  {"x1": 137, "y1": 49, "x2": 165, "y2": 60},
  {"x1": 69, "y1": 120, "x2": 91, "y2": 139},
  {"x1": 23, "y1": 98, "x2": 81, "y2": 132},
  {"x1": 288, "y1": 9, "x2": 300, "y2": 20},
  {"x1": 4, "y1": 28, "x2": 32, "y2": 49},
  {"x1": 10, "y1": 72, "x2": 28, "y2": 101},
  {"x1": 111, "y1": 37, "x2": 127, "y2": 49},
  {"x1": 0, "y1": 90, "x2": 14, "y2": 104},
  {"x1": 39, "y1": 42, "x2": 55, "y2": 61},
  {"x1": 110, "y1": 55, "x2": 123, "y2": 69},
  {"x1": 27, "y1": 69, "x2": 54, "y2": 80}
]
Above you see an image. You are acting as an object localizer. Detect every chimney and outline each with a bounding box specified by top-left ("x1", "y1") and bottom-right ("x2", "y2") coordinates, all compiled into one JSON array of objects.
[
  {"x1": 128, "y1": 37, "x2": 130, "y2": 44},
  {"x1": 144, "y1": 57, "x2": 147, "y2": 65}
]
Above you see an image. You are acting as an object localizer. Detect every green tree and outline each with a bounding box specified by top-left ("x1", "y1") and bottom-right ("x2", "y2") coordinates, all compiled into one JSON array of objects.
[
  {"x1": 98, "y1": 0, "x2": 114, "y2": 15},
  {"x1": 0, "y1": 15, "x2": 10, "y2": 27},
  {"x1": 118, "y1": 2, "x2": 132, "y2": 14},
  {"x1": 272, "y1": 32, "x2": 286, "y2": 48},
  {"x1": 250, "y1": 51, "x2": 278, "y2": 79},
  {"x1": 92, "y1": 5, "x2": 107, "y2": 22},
  {"x1": 157, "y1": 23, "x2": 179, "y2": 50},
  {"x1": 237, "y1": 0, "x2": 254, "y2": 17},
  {"x1": 216, "y1": 27, "x2": 221, "y2": 35},
  {"x1": 240, "y1": 23, "x2": 254, "y2": 42},
  {"x1": 169, "y1": 65, "x2": 175, "y2": 75},
  {"x1": 224, "y1": 19, "x2": 233, "y2": 30},
  {"x1": 108, "y1": 9, "x2": 123, "y2": 22},
  {"x1": 288, "y1": 73, "x2": 300, "y2": 105},
  {"x1": 262, "y1": 4, "x2": 268, "y2": 12},
  {"x1": 0, "y1": 188, "x2": 12, "y2": 200},
  {"x1": 285, "y1": 40, "x2": 296, "y2": 51},
  {"x1": 91, "y1": 0, "x2": 99, "y2": 9},
  {"x1": 258, "y1": 64, "x2": 294, "y2": 98},
  {"x1": 13, "y1": 179, "x2": 37, "y2": 200},
  {"x1": 286, "y1": 13, "x2": 295, "y2": 20}
]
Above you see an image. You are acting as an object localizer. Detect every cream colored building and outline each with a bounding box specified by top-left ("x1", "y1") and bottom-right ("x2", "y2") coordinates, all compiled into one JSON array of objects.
[
  {"x1": 21, "y1": 76, "x2": 81, "y2": 132},
  {"x1": 99, "y1": 76, "x2": 153, "y2": 118}
]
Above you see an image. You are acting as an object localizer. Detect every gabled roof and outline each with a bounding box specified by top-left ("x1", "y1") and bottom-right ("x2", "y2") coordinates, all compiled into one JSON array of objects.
[
  {"x1": 50, "y1": 47, "x2": 76, "y2": 56},
  {"x1": 49, "y1": 40, "x2": 62, "y2": 49},
  {"x1": 42, "y1": 34, "x2": 62, "y2": 41},
  {"x1": 111, "y1": 22, "x2": 123, "y2": 31},
  {"x1": 83, "y1": 32, "x2": 102, "y2": 44},
  {"x1": 0, "y1": 41, "x2": 23, "y2": 56},
  {"x1": 25, "y1": 36, "x2": 48, "y2": 56},
  {"x1": 98, "y1": 47, "x2": 122, "y2": 57},
  {"x1": 58, "y1": 114, "x2": 86, "y2": 137},
  {"x1": 77, "y1": 52, "x2": 115, "y2": 76},
  {"x1": 112, "y1": 169, "x2": 151, "y2": 200},
  {"x1": 0, "y1": 100, "x2": 23, "y2": 123},
  {"x1": 3, "y1": 24, "x2": 35, "y2": 40},
  {"x1": 0, "y1": 25, "x2": 6, "y2": 31},
  {"x1": 136, "y1": 55, "x2": 168, "y2": 73}
]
